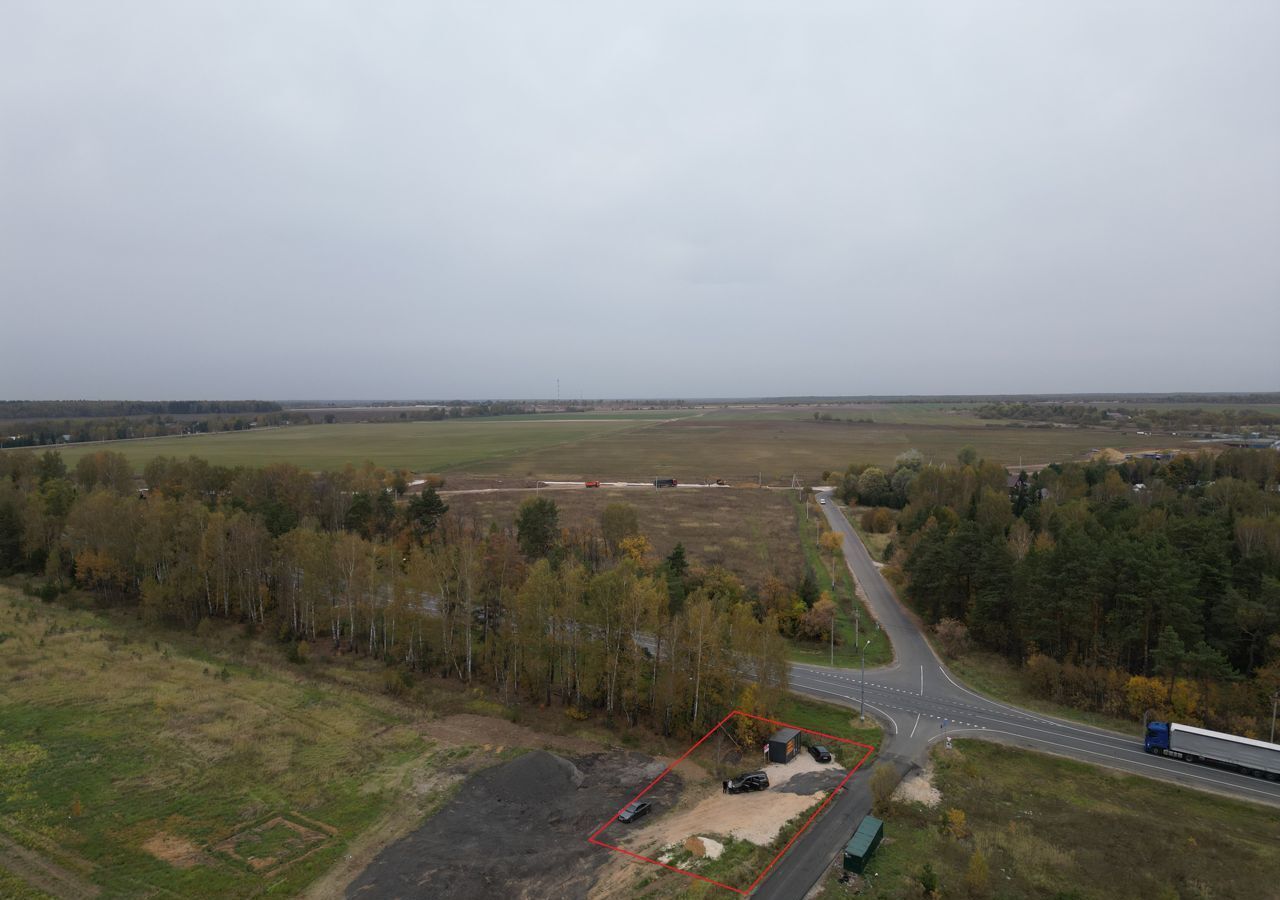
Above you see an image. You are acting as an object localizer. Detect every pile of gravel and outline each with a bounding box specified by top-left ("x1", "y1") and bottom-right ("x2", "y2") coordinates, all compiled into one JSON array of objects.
[
  {"x1": 474, "y1": 750, "x2": 585, "y2": 809},
  {"x1": 348, "y1": 749, "x2": 681, "y2": 900}
]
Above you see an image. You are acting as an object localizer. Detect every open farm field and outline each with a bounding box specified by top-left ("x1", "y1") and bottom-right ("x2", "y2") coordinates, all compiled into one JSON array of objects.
[
  {"x1": 28, "y1": 412, "x2": 1205, "y2": 481},
  {"x1": 41, "y1": 418, "x2": 664, "y2": 473},
  {"x1": 445, "y1": 487, "x2": 805, "y2": 588},
  {"x1": 815, "y1": 740, "x2": 1280, "y2": 900},
  {"x1": 0, "y1": 587, "x2": 604, "y2": 899},
  {"x1": 286, "y1": 407, "x2": 702, "y2": 424},
  {"x1": 699, "y1": 403, "x2": 996, "y2": 426},
  {"x1": 460, "y1": 417, "x2": 1202, "y2": 481}
]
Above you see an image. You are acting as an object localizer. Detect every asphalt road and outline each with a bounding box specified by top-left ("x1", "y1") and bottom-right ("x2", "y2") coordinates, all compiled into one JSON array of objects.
[{"x1": 752, "y1": 489, "x2": 1280, "y2": 899}]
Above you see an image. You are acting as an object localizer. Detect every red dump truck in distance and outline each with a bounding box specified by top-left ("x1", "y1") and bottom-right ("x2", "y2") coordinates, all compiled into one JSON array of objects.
[{"x1": 585, "y1": 481, "x2": 601, "y2": 488}]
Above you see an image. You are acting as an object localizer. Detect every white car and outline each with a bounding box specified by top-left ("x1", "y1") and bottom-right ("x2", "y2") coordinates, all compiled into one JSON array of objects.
[{"x1": 819, "y1": 498, "x2": 827, "y2": 505}]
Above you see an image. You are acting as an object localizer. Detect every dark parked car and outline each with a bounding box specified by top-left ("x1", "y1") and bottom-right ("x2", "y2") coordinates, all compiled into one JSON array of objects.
[
  {"x1": 723, "y1": 771, "x2": 770, "y2": 794},
  {"x1": 808, "y1": 744, "x2": 833, "y2": 763},
  {"x1": 618, "y1": 801, "x2": 651, "y2": 823}
]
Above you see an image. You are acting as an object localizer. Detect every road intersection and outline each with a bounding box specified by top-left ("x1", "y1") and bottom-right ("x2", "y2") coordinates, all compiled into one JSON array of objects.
[{"x1": 752, "y1": 488, "x2": 1280, "y2": 898}]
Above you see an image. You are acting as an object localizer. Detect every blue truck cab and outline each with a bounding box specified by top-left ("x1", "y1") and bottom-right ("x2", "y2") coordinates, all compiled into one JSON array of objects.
[{"x1": 1145, "y1": 721, "x2": 1171, "y2": 752}]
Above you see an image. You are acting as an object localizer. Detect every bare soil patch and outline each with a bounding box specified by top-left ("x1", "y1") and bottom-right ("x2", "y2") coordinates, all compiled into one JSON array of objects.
[
  {"x1": 613, "y1": 754, "x2": 844, "y2": 852},
  {"x1": 346, "y1": 749, "x2": 680, "y2": 900},
  {"x1": 893, "y1": 766, "x2": 942, "y2": 807},
  {"x1": 141, "y1": 832, "x2": 215, "y2": 869},
  {"x1": 423, "y1": 713, "x2": 602, "y2": 754}
]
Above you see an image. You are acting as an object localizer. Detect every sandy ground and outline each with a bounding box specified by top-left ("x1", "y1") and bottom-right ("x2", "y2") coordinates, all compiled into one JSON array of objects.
[
  {"x1": 613, "y1": 753, "x2": 846, "y2": 853},
  {"x1": 893, "y1": 766, "x2": 942, "y2": 807}
]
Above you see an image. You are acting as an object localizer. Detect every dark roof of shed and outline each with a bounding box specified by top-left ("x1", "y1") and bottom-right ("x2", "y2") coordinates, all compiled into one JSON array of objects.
[
  {"x1": 769, "y1": 727, "x2": 800, "y2": 742},
  {"x1": 845, "y1": 815, "x2": 883, "y2": 856}
]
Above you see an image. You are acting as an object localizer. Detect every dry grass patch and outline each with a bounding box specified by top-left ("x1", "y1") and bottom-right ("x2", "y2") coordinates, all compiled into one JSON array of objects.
[{"x1": 446, "y1": 487, "x2": 805, "y2": 587}]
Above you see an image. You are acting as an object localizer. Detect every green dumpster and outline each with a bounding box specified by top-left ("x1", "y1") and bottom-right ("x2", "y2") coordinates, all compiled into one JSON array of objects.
[{"x1": 842, "y1": 815, "x2": 884, "y2": 874}]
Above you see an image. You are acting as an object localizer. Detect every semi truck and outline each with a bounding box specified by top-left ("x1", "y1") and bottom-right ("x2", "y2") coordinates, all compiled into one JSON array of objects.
[
  {"x1": 1144, "y1": 721, "x2": 1280, "y2": 779},
  {"x1": 653, "y1": 478, "x2": 678, "y2": 488}
]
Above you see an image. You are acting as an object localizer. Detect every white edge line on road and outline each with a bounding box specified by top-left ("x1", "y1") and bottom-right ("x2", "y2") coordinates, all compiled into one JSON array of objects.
[
  {"x1": 863, "y1": 701, "x2": 899, "y2": 735},
  {"x1": 794, "y1": 674, "x2": 1280, "y2": 803},
  {"x1": 910, "y1": 714, "x2": 921, "y2": 739},
  {"x1": 920, "y1": 665, "x2": 924, "y2": 697},
  {"x1": 951, "y1": 729, "x2": 1280, "y2": 803},
  {"x1": 935, "y1": 664, "x2": 1060, "y2": 727},
  {"x1": 794, "y1": 683, "x2": 898, "y2": 735}
]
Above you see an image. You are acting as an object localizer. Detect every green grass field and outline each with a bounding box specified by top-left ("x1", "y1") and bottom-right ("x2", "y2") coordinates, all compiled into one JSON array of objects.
[
  {"x1": 44, "y1": 418, "x2": 660, "y2": 474},
  {"x1": 0, "y1": 588, "x2": 501, "y2": 898},
  {"x1": 816, "y1": 740, "x2": 1280, "y2": 900},
  {"x1": 23, "y1": 406, "x2": 1210, "y2": 481}
]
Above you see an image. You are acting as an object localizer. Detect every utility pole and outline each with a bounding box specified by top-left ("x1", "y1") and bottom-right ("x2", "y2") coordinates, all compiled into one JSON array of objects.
[
  {"x1": 830, "y1": 612, "x2": 835, "y2": 666},
  {"x1": 859, "y1": 639, "x2": 871, "y2": 720},
  {"x1": 1272, "y1": 692, "x2": 1279, "y2": 744}
]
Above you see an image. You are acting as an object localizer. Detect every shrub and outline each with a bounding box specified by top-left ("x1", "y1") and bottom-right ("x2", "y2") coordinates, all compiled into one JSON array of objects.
[
  {"x1": 871, "y1": 762, "x2": 898, "y2": 816},
  {"x1": 935, "y1": 619, "x2": 971, "y2": 659},
  {"x1": 965, "y1": 848, "x2": 989, "y2": 895},
  {"x1": 860, "y1": 506, "x2": 896, "y2": 533}
]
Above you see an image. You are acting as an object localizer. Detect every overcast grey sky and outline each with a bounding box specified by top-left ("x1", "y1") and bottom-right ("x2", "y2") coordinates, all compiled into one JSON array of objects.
[{"x1": 2, "y1": 2, "x2": 1277, "y2": 400}]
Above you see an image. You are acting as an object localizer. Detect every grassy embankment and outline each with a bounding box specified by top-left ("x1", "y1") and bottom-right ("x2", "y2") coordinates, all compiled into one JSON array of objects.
[
  {"x1": 789, "y1": 494, "x2": 892, "y2": 669},
  {"x1": 843, "y1": 504, "x2": 894, "y2": 562},
  {"x1": 815, "y1": 740, "x2": 1280, "y2": 900}
]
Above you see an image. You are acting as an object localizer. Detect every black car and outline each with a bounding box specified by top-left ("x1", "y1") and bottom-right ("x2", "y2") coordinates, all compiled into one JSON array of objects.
[
  {"x1": 808, "y1": 744, "x2": 833, "y2": 763},
  {"x1": 723, "y1": 771, "x2": 770, "y2": 794},
  {"x1": 618, "y1": 801, "x2": 652, "y2": 823}
]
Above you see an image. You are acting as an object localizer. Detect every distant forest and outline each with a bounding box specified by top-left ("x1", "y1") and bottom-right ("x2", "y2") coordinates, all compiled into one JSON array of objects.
[
  {"x1": 0, "y1": 400, "x2": 283, "y2": 420},
  {"x1": 975, "y1": 402, "x2": 1280, "y2": 433}
]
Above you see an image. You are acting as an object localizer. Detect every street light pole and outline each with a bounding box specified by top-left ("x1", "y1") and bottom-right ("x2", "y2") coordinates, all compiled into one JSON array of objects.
[
  {"x1": 859, "y1": 639, "x2": 871, "y2": 720},
  {"x1": 1272, "y1": 692, "x2": 1279, "y2": 744}
]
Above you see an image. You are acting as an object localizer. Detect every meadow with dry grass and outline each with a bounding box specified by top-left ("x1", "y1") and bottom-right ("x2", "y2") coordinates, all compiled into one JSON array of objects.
[
  {"x1": 39, "y1": 403, "x2": 1207, "y2": 483},
  {"x1": 0, "y1": 586, "x2": 521, "y2": 898},
  {"x1": 446, "y1": 486, "x2": 806, "y2": 588},
  {"x1": 815, "y1": 740, "x2": 1280, "y2": 900}
]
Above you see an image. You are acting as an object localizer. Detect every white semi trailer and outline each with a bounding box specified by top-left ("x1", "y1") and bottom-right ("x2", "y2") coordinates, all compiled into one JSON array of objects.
[{"x1": 1145, "y1": 721, "x2": 1280, "y2": 779}]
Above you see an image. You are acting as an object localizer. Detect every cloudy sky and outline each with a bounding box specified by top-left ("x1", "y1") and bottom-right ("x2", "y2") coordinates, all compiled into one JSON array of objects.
[{"x1": 2, "y1": 2, "x2": 1277, "y2": 400}]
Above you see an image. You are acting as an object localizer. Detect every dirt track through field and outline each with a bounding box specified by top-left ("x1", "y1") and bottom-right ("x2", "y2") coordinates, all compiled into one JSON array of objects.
[{"x1": 0, "y1": 833, "x2": 100, "y2": 899}]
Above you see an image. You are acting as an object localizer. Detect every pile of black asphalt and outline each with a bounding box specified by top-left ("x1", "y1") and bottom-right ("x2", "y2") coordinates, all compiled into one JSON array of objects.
[
  {"x1": 772, "y1": 768, "x2": 848, "y2": 795},
  {"x1": 347, "y1": 749, "x2": 680, "y2": 900}
]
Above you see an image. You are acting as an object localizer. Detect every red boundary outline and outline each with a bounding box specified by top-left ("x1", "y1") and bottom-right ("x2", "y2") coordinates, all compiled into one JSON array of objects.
[{"x1": 586, "y1": 710, "x2": 876, "y2": 895}]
